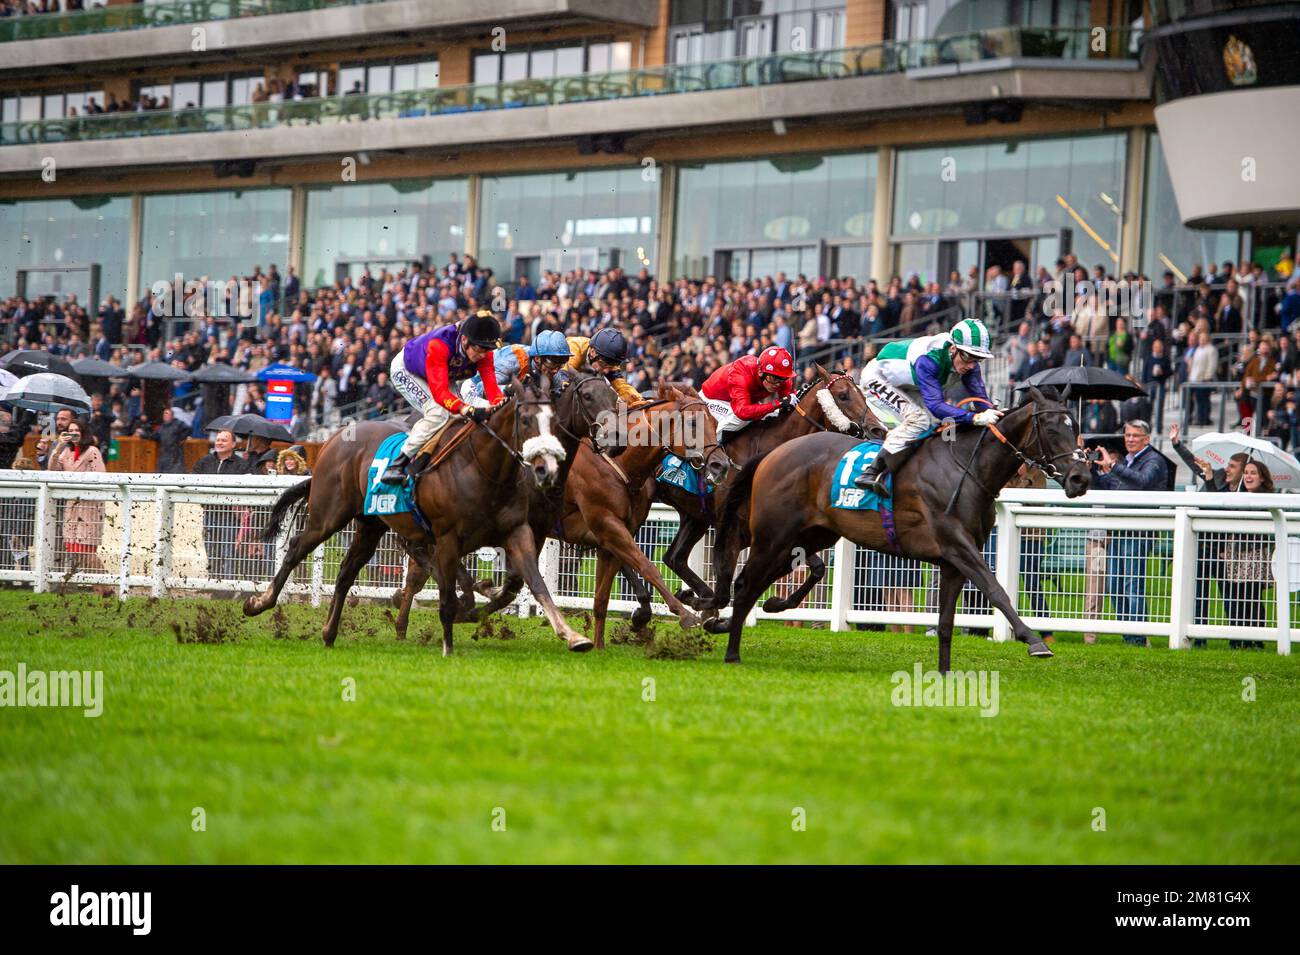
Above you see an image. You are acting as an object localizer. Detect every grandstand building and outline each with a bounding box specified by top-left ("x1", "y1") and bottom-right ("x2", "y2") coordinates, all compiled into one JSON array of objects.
[{"x1": 1, "y1": 0, "x2": 1296, "y2": 309}]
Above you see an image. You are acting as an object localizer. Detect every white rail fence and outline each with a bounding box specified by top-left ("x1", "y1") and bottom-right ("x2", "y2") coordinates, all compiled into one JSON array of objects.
[{"x1": 0, "y1": 472, "x2": 1295, "y2": 654}]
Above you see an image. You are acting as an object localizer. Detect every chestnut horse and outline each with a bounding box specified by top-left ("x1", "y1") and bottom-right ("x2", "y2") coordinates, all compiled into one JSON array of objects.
[
  {"x1": 712, "y1": 386, "x2": 1090, "y2": 671},
  {"x1": 656, "y1": 365, "x2": 880, "y2": 614},
  {"x1": 393, "y1": 381, "x2": 732, "y2": 648},
  {"x1": 248, "y1": 371, "x2": 620, "y2": 656}
]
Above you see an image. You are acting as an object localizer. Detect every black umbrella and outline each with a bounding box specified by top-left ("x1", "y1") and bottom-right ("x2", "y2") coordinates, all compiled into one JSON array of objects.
[
  {"x1": 72, "y1": 357, "x2": 128, "y2": 379},
  {"x1": 1015, "y1": 365, "x2": 1146, "y2": 402},
  {"x1": 192, "y1": 362, "x2": 257, "y2": 384},
  {"x1": 126, "y1": 360, "x2": 193, "y2": 382},
  {"x1": 0, "y1": 349, "x2": 78, "y2": 380},
  {"x1": 206, "y1": 413, "x2": 292, "y2": 443}
]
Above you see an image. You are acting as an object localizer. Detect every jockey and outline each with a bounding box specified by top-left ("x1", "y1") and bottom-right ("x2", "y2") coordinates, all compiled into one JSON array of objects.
[
  {"x1": 461, "y1": 329, "x2": 572, "y2": 400},
  {"x1": 380, "y1": 311, "x2": 504, "y2": 484},
  {"x1": 854, "y1": 317, "x2": 1003, "y2": 494},
  {"x1": 568, "y1": 327, "x2": 643, "y2": 406},
  {"x1": 701, "y1": 346, "x2": 795, "y2": 439}
]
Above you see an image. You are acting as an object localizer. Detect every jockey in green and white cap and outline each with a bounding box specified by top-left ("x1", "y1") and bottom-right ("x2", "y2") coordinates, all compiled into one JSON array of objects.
[{"x1": 854, "y1": 317, "x2": 1003, "y2": 494}]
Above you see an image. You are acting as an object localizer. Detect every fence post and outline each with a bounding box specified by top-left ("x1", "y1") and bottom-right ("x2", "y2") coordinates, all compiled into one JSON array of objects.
[
  {"x1": 992, "y1": 501, "x2": 1017, "y2": 642},
  {"x1": 310, "y1": 543, "x2": 324, "y2": 608},
  {"x1": 1272, "y1": 508, "x2": 1291, "y2": 656},
  {"x1": 117, "y1": 482, "x2": 133, "y2": 599},
  {"x1": 32, "y1": 481, "x2": 51, "y2": 595},
  {"x1": 151, "y1": 487, "x2": 171, "y2": 598},
  {"x1": 538, "y1": 538, "x2": 560, "y2": 613},
  {"x1": 1168, "y1": 507, "x2": 1194, "y2": 649},
  {"x1": 829, "y1": 537, "x2": 853, "y2": 631}
]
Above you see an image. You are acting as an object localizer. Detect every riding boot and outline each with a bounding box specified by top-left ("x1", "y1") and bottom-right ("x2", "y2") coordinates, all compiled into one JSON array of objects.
[
  {"x1": 854, "y1": 450, "x2": 893, "y2": 495},
  {"x1": 406, "y1": 450, "x2": 431, "y2": 480},
  {"x1": 380, "y1": 451, "x2": 412, "y2": 485}
]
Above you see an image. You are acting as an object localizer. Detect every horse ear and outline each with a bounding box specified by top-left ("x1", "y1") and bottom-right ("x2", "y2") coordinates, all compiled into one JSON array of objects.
[
  {"x1": 1037, "y1": 384, "x2": 1062, "y2": 403},
  {"x1": 813, "y1": 362, "x2": 830, "y2": 379}
]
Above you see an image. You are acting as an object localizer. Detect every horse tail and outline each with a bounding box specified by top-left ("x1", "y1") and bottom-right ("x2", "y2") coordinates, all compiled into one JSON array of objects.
[
  {"x1": 719, "y1": 453, "x2": 768, "y2": 533},
  {"x1": 261, "y1": 477, "x2": 311, "y2": 542}
]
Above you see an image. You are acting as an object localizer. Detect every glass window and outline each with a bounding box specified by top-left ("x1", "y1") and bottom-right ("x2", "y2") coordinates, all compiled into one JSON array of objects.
[
  {"x1": 588, "y1": 43, "x2": 611, "y2": 73},
  {"x1": 230, "y1": 75, "x2": 261, "y2": 106},
  {"x1": 0, "y1": 195, "x2": 133, "y2": 305},
  {"x1": 303, "y1": 179, "x2": 469, "y2": 290},
  {"x1": 502, "y1": 51, "x2": 529, "y2": 82},
  {"x1": 674, "y1": 152, "x2": 877, "y2": 278},
  {"x1": 139, "y1": 189, "x2": 292, "y2": 295},
  {"x1": 555, "y1": 46, "x2": 584, "y2": 76},
  {"x1": 3, "y1": 98, "x2": 17, "y2": 124},
  {"x1": 19, "y1": 96, "x2": 40, "y2": 121},
  {"x1": 43, "y1": 94, "x2": 63, "y2": 119},
  {"x1": 478, "y1": 168, "x2": 658, "y2": 281},
  {"x1": 530, "y1": 49, "x2": 556, "y2": 79},
  {"x1": 609, "y1": 41, "x2": 632, "y2": 71},
  {"x1": 392, "y1": 63, "x2": 417, "y2": 92},
  {"x1": 173, "y1": 81, "x2": 200, "y2": 110},
  {"x1": 367, "y1": 66, "x2": 392, "y2": 95},
  {"x1": 203, "y1": 79, "x2": 227, "y2": 108},
  {"x1": 473, "y1": 54, "x2": 499, "y2": 85},
  {"x1": 892, "y1": 133, "x2": 1126, "y2": 269},
  {"x1": 338, "y1": 67, "x2": 366, "y2": 96},
  {"x1": 1141, "y1": 130, "x2": 1238, "y2": 280},
  {"x1": 416, "y1": 60, "x2": 440, "y2": 88}
]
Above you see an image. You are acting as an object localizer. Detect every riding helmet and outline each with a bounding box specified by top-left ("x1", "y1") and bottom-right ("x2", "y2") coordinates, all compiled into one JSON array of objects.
[
  {"x1": 461, "y1": 311, "x2": 501, "y2": 349},
  {"x1": 758, "y1": 346, "x2": 794, "y2": 378},
  {"x1": 949, "y1": 318, "x2": 994, "y2": 359},
  {"x1": 534, "y1": 329, "x2": 571, "y2": 358},
  {"x1": 590, "y1": 328, "x2": 628, "y2": 364}
]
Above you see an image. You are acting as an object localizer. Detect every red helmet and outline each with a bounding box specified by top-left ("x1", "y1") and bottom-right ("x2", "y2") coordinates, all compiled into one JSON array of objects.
[{"x1": 757, "y1": 346, "x2": 794, "y2": 379}]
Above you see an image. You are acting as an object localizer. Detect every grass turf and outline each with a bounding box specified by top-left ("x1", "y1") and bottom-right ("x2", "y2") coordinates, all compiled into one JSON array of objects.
[{"x1": 0, "y1": 590, "x2": 1297, "y2": 864}]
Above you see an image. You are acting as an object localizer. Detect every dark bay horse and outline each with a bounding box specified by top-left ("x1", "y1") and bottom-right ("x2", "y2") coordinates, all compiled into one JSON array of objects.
[
  {"x1": 393, "y1": 381, "x2": 732, "y2": 649},
  {"x1": 712, "y1": 386, "x2": 1090, "y2": 671},
  {"x1": 248, "y1": 372, "x2": 620, "y2": 656},
  {"x1": 656, "y1": 365, "x2": 880, "y2": 613}
]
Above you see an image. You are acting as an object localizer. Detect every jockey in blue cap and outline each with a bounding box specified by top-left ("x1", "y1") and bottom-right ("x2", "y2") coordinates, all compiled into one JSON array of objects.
[{"x1": 462, "y1": 329, "x2": 573, "y2": 400}]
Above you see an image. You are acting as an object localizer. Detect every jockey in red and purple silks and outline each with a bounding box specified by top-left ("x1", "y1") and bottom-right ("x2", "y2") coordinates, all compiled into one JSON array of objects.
[{"x1": 380, "y1": 311, "x2": 503, "y2": 484}]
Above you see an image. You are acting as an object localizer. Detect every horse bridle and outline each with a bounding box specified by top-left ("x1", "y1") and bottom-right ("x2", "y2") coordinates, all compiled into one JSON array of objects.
[
  {"x1": 548, "y1": 372, "x2": 617, "y2": 454},
  {"x1": 966, "y1": 398, "x2": 1087, "y2": 482},
  {"x1": 794, "y1": 372, "x2": 872, "y2": 439}
]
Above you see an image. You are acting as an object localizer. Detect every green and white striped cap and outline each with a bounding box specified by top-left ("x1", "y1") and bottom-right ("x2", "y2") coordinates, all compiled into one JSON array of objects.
[{"x1": 949, "y1": 318, "x2": 994, "y2": 359}]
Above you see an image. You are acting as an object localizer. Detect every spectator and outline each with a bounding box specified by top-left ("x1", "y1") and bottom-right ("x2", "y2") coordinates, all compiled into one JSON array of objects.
[
  {"x1": 276, "y1": 445, "x2": 310, "y2": 476},
  {"x1": 1106, "y1": 317, "x2": 1134, "y2": 374},
  {"x1": 1184, "y1": 330, "x2": 1220, "y2": 426},
  {"x1": 153, "y1": 406, "x2": 191, "y2": 473},
  {"x1": 191, "y1": 430, "x2": 252, "y2": 580},
  {"x1": 1217, "y1": 460, "x2": 1276, "y2": 647},
  {"x1": 1087, "y1": 420, "x2": 1167, "y2": 646},
  {"x1": 48, "y1": 417, "x2": 106, "y2": 572}
]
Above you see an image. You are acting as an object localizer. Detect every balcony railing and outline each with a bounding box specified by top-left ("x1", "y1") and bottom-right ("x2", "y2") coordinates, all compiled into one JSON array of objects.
[
  {"x1": 0, "y1": 27, "x2": 1141, "y2": 148},
  {"x1": 0, "y1": 0, "x2": 390, "y2": 44}
]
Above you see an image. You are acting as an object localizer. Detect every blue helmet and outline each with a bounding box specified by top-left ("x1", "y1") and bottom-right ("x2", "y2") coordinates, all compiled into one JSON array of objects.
[
  {"x1": 534, "y1": 330, "x2": 570, "y2": 358},
  {"x1": 590, "y1": 327, "x2": 628, "y2": 363}
]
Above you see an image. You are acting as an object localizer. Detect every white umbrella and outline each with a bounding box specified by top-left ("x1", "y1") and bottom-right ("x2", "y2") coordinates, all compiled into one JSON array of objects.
[
  {"x1": 2, "y1": 373, "x2": 92, "y2": 415},
  {"x1": 1189, "y1": 431, "x2": 1300, "y2": 490},
  {"x1": 0, "y1": 368, "x2": 18, "y2": 402}
]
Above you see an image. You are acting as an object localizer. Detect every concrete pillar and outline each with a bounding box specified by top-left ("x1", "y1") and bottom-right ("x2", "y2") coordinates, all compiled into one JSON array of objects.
[
  {"x1": 1120, "y1": 126, "x2": 1146, "y2": 276},
  {"x1": 126, "y1": 192, "x2": 142, "y2": 308},
  {"x1": 464, "y1": 174, "x2": 481, "y2": 258},
  {"x1": 288, "y1": 183, "x2": 306, "y2": 279},
  {"x1": 870, "y1": 145, "x2": 894, "y2": 284},
  {"x1": 844, "y1": 0, "x2": 889, "y2": 47},
  {"x1": 655, "y1": 160, "x2": 676, "y2": 279}
]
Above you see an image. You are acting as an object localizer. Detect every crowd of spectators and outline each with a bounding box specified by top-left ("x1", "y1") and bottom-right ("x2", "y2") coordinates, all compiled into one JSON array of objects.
[{"x1": 0, "y1": 0, "x2": 98, "y2": 17}]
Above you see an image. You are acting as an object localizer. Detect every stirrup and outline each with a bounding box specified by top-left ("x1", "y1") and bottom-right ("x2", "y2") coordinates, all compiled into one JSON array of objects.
[{"x1": 379, "y1": 453, "x2": 410, "y2": 485}]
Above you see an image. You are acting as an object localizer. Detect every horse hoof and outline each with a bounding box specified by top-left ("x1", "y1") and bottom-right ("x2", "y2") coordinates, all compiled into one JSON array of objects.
[
  {"x1": 761, "y1": 596, "x2": 785, "y2": 614},
  {"x1": 322, "y1": 631, "x2": 336, "y2": 648},
  {"x1": 679, "y1": 610, "x2": 702, "y2": 630},
  {"x1": 567, "y1": 636, "x2": 595, "y2": 653},
  {"x1": 242, "y1": 596, "x2": 261, "y2": 617},
  {"x1": 1028, "y1": 643, "x2": 1054, "y2": 658},
  {"x1": 442, "y1": 644, "x2": 453, "y2": 658},
  {"x1": 704, "y1": 616, "x2": 731, "y2": 634},
  {"x1": 725, "y1": 654, "x2": 741, "y2": 665}
]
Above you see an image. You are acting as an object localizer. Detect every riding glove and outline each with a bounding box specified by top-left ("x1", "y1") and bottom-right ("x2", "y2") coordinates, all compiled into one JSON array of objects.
[{"x1": 973, "y1": 409, "x2": 1004, "y2": 426}]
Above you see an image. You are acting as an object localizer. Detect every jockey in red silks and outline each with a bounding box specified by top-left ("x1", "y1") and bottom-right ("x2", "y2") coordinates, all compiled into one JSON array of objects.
[
  {"x1": 701, "y1": 346, "x2": 796, "y2": 440},
  {"x1": 380, "y1": 311, "x2": 504, "y2": 484}
]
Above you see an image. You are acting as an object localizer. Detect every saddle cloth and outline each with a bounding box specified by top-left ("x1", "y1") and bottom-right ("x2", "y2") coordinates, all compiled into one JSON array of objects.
[
  {"x1": 656, "y1": 452, "x2": 712, "y2": 496},
  {"x1": 830, "y1": 440, "x2": 892, "y2": 511},
  {"x1": 363, "y1": 433, "x2": 417, "y2": 516}
]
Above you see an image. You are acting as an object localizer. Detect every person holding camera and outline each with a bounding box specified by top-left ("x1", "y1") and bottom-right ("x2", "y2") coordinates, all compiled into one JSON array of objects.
[{"x1": 47, "y1": 417, "x2": 106, "y2": 572}]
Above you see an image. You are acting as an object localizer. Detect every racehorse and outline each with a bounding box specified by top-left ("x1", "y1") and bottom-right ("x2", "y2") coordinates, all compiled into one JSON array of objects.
[
  {"x1": 249, "y1": 371, "x2": 620, "y2": 656},
  {"x1": 711, "y1": 386, "x2": 1090, "y2": 672},
  {"x1": 656, "y1": 365, "x2": 880, "y2": 614},
  {"x1": 393, "y1": 381, "x2": 732, "y2": 649}
]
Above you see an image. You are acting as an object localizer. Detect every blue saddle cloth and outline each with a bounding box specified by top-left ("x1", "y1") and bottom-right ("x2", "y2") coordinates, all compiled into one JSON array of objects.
[
  {"x1": 656, "y1": 452, "x2": 711, "y2": 496},
  {"x1": 830, "y1": 440, "x2": 892, "y2": 511},
  {"x1": 363, "y1": 433, "x2": 417, "y2": 516}
]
